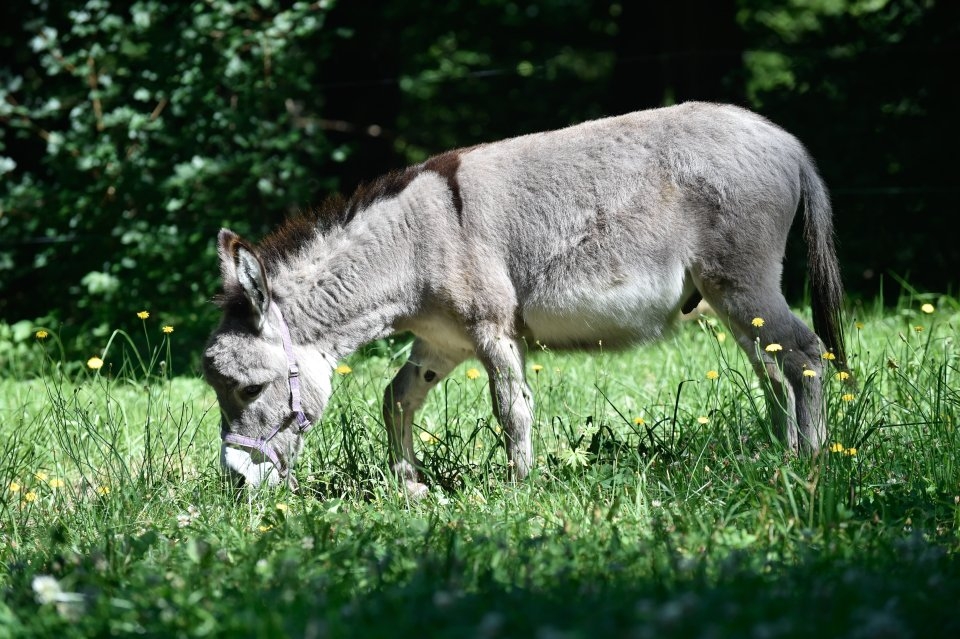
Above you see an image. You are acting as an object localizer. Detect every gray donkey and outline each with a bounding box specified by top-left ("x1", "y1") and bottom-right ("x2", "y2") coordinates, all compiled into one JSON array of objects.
[{"x1": 203, "y1": 102, "x2": 846, "y2": 494}]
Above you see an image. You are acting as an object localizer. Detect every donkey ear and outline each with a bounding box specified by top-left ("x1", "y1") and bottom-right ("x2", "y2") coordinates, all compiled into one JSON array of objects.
[{"x1": 218, "y1": 228, "x2": 271, "y2": 330}]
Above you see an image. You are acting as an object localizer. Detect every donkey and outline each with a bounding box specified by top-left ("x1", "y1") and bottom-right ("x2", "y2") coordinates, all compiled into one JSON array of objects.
[{"x1": 202, "y1": 101, "x2": 846, "y2": 495}]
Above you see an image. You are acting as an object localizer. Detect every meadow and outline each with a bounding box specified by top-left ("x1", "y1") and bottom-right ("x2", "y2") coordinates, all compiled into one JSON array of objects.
[{"x1": 1, "y1": 292, "x2": 959, "y2": 638}]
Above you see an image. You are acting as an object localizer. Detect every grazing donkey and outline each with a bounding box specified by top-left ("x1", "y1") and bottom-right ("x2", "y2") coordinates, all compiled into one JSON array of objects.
[{"x1": 203, "y1": 102, "x2": 846, "y2": 494}]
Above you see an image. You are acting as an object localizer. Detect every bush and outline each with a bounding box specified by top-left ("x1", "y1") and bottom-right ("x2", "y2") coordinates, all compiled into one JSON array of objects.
[{"x1": 1, "y1": 0, "x2": 342, "y2": 368}]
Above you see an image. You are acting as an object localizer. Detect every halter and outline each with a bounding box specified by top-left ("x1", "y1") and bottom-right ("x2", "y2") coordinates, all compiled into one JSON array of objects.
[{"x1": 221, "y1": 302, "x2": 312, "y2": 475}]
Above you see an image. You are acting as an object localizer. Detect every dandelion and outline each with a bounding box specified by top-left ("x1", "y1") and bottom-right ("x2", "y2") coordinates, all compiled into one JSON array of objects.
[
  {"x1": 162, "y1": 325, "x2": 174, "y2": 334},
  {"x1": 696, "y1": 416, "x2": 710, "y2": 425},
  {"x1": 855, "y1": 321, "x2": 864, "y2": 330},
  {"x1": 633, "y1": 416, "x2": 646, "y2": 426},
  {"x1": 276, "y1": 503, "x2": 289, "y2": 513},
  {"x1": 914, "y1": 325, "x2": 924, "y2": 333},
  {"x1": 531, "y1": 364, "x2": 544, "y2": 373},
  {"x1": 23, "y1": 491, "x2": 37, "y2": 503},
  {"x1": 96, "y1": 485, "x2": 110, "y2": 496},
  {"x1": 802, "y1": 369, "x2": 817, "y2": 378},
  {"x1": 765, "y1": 343, "x2": 783, "y2": 352},
  {"x1": 87, "y1": 356, "x2": 104, "y2": 370},
  {"x1": 137, "y1": 310, "x2": 150, "y2": 320},
  {"x1": 830, "y1": 442, "x2": 844, "y2": 453},
  {"x1": 716, "y1": 332, "x2": 727, "y2": 343},
  {"x1": 48, "y1": 478, "x2": 65, "y2": 489},
  {"x1": 258, "y1": 525, "x2": 273, "y2": 533},
  {"x1": 466, "y1": 368, "x2": 481, "y2": 380},
  {"x1": 35, "y1": 330, "x2": 49, "y2": 340},
  {"x1": 9, "y1": 481, "x2": 21, "y2": 493},
  {"x1": 419, "y1": 431, "x2": 438, "y2": 444},
  {"x1": 921, "y1": 303, "x2": 935, "y2": 314},
  {"x1": 751, "y1": 317, "x2": 765, "y2": 328},
  {"x1": 834, "y1": 371, "x2": 850, "y2": 381},
  {"x1": 706, "y1": 370, "x2": 719, "y2": 380},
  {"x1": 822, "y1": 352, "x2": 836, "y2": 361},
  {"x1": 841, "y1": 393, "x2": 856, "y2": 402},
  {"x1": 844, "y1": 447, "x2": 857, "y2": 456},
  {"x1": 34, "y1": 471, "x2": 48, "y2": 482},
  {"x1": 335, "y1": 364, "x2": 352, "y2": 375}
]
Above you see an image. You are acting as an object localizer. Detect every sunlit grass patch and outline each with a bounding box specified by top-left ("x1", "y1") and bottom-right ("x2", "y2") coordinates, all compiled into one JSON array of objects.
[{"x1": 1, "y1": 293, "x2": 959, "y2": 635}]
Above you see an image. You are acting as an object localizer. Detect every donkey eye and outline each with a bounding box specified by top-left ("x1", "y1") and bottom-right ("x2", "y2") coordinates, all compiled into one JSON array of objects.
[{"x1": 240, "y1": 384, "x2": 264, "y2": 399}]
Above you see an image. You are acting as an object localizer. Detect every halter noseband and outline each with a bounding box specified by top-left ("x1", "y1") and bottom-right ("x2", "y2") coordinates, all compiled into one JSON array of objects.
[{"x1": 221, "y1": 302, "x2": 312, "y2": 475}]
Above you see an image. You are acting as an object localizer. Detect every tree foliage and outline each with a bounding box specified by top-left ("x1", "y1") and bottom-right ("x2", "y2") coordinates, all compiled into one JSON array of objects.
[{"x1": 1, "y1": 0, "x2": 955, "y2": 370}]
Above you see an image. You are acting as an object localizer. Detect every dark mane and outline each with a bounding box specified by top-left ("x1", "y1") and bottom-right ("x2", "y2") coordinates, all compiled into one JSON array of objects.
[
  {"x1": 256, "y1": 195, "x2": 343, "y2": 270},
  {"x1": 344, "y1": 167, "x2": 417, "y2": 219},
  {"x1": 255, "y1": 167, "x2": 418, "y2": 270}
]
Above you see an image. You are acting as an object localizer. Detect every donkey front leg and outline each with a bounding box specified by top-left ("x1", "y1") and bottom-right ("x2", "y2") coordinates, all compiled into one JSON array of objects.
[
  {"x1": 382, "y1": 338, "x2": 464, "y2": 496},
  {"x1": 476, "y1": 332, "x2": 534, "y2": 481}
]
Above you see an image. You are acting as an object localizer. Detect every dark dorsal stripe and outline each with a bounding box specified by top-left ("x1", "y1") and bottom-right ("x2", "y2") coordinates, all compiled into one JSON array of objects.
[{"x1": 422, "y1": 151, "x2": 463, "y2": 223}]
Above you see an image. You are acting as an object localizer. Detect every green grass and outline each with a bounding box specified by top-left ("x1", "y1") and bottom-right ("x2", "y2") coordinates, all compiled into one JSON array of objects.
[{"x1": 2, "y1": 294, "x2": 959, "y2": 638}]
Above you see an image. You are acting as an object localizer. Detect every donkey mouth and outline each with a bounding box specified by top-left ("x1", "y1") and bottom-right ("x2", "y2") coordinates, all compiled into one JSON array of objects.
[{"x1": 221, "y1": 445, "x2": 282, "y2": 488}]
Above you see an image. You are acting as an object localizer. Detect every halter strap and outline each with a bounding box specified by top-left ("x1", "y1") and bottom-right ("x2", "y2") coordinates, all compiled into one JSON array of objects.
[
  {"x1": 272, "y1": 303, "x2": 311, "y2": 432},
  {"x1": 222, "y1": 302, "x2": 312, "y2": 474}
]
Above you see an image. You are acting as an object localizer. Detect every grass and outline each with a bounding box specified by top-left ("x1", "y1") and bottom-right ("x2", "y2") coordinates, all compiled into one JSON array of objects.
[{"x1": 1, "y1": 293, "x2": 959, "y2": 638}]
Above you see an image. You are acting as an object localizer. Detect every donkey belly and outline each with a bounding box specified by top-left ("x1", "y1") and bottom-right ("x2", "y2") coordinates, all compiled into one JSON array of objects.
[{"x1": 521, "y1": 271, "x2": 687, "y2": 350}]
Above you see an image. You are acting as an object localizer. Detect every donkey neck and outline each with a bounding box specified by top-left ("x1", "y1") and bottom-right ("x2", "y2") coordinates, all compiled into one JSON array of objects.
[{"x1": 270, "y1": 193, "x2": 425, "y2": 359}]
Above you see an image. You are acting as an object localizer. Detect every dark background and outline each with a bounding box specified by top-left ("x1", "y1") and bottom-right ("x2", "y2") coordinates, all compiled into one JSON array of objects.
[{"x1": 1, "y1": 0, "x2": 957, "y2": 367}]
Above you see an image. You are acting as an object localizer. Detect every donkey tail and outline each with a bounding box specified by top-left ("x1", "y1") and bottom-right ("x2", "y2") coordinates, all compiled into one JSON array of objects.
[{"x1": 800, "y1": 154, "x2": 847, "y2": 369}]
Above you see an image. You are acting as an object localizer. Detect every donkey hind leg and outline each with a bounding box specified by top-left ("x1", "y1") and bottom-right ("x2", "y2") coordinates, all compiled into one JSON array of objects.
[
  {"x1": 382, "y1": 338, "x2": 465, "y2": 496},
  {"x1": 475, "y1": 332, "x2": 534, "y2": 480},
  {"x1": 710, "y1": 290, "x2": 828, "y2": 454}
]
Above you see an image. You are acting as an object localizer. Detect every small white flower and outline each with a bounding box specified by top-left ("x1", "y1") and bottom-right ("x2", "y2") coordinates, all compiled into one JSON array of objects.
[{"x1": 32, "y1": 575, "x2": 63, "y2": 605}]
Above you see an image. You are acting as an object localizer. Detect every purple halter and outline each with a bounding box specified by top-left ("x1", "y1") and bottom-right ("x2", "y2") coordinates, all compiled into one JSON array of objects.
[{"x1": 221, "y1": 302, "x2": 312, "y2": 474}]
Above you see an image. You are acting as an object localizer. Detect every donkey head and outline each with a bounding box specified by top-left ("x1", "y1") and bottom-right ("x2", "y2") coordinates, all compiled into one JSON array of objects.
[{"x1": 202, "y1": 229, "x2": 332, "y2": 489}]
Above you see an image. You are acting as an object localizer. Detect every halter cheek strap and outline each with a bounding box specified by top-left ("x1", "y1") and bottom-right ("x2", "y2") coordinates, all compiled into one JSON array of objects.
[{"x1": 222, "y1": 303, "x2": 313, "y2": 474}]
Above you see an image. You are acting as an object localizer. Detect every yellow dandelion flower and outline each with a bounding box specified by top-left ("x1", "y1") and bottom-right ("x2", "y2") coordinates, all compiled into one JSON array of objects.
[
  {"x1": 137, "y1": 310, "x2": 150, "y2": 320},
  {"x1": 921, "y1": 303, "x2": 935, "y2": 314},
  {"x1": 23, "y1": 491, "x2": 37, "y2": 503},
  {"x1": 764, "y1": 343, "x2": 783, "y2": 352},
  {"x1": 841, "y1": 393, "x2": 856, "y2": 402},
  {"x1": 531, "y1": 364, "x2": 544, "y2": 373},
  {"x1": 822, "y1": 352, "x2": 836, "y2": 361},
  {"x1": 258, "y1": 525, "x2": 273, "y2": 533},
  {"x1": 835, "y1": 371, "x2": 850, "y2": 381},
  {"x1": 802, "y1": 369, "x2": 817, "y2": 378},
  {"x1": 87, "y1": 356, "x2": 104, "y2": 370},
  {"x1": 706, "y1": 370, "x2": 719, "y2": 380},
  {"x1": 34, "y1": 471, "x2": 48, "y2": 482},
  {"x1": 914, "y1": 325, "x2": 924, "y2": 333},
  {"x1": 35, "y1": 330, "x2": 49, "y2": 340},
  {"x1": 854, "y1": 321, "x2": 864, "y2": 330},
  {"x1": 96, "y1": 485, "x2": 110, "y2": 496},
  {"x1": 844, "y1": 447, "x2": 857, "y2": 456},
  {"x1": 751, "y1": 317, "x2": 765, "y2": 328},
  {"x1": 335, "y1": 364, "x2": 352, "y2": 375},
  {"x1": 633, "y1": 416, "x2": 645, "y2": 426},
  {"x1": 829, "y1": 442, "x2": 844, "y2": 453},
  {"x1": 162, "y1": 325, "x2": 174, "y2": 334},
  {"x1": 716, "y1": 332, "x2": 727, "y2": 343},
  {"x1": 466, "y1": 368, "x2": 481, "y2": 380},
  {"x1": 48, "y1": 478, "x2": 64, "y2": 489},
  {"x1": 9, "y1": 481, "x2": 21, "y2": 493},
  {"x1": 696, "y1": 416, "x2": 710, "y2": 425},
  {"x1": 276, "y1": 503, "x2": 289, "y2": 513},
  {"x1": 419, "y1": 431, "x2": 438, "y2": 444}
]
